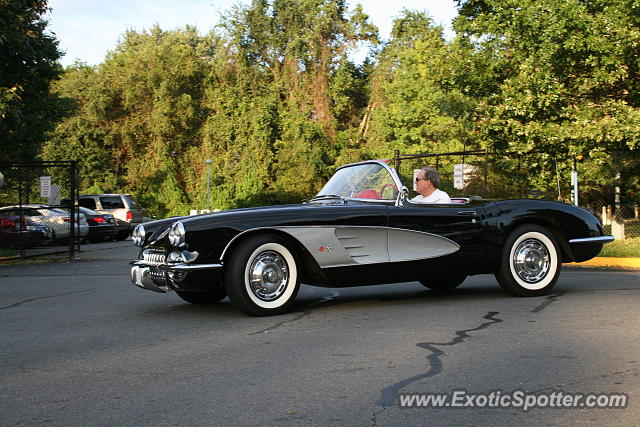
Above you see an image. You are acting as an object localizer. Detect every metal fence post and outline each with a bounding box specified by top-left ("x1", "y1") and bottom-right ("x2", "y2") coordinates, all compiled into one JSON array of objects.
[
  {"x1": 69, "y1": 161, "x2": 77, "y2": 260},
  {"x1": 612, "y1": 152, "x2": 625, "y2": 240},
  {"x1": 394, "y1": 150, "x2": 400, "y2": 173},
  {"x1": 571, "y1": 157, "x2": 579, "y2": 206}
]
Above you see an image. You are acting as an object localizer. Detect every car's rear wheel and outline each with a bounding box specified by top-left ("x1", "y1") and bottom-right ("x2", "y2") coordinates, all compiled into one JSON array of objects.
[
  {"x1": 224, "y1": 234, "x2": 300, "y2": 316},
  {"x1": 419, "y1": 274, "x2": 467, "y2": 292},
  {"x1": 176, "y1": 288, "x2": 227, "y2": 304},
  {"x1": 495, "y1": 224, "x2": 561, "y2": 296}
]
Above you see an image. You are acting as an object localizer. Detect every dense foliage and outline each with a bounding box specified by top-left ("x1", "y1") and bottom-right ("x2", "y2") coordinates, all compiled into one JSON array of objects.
[
  {"x1": 20, "y1": 0, "x2": 640, "y2": 216},
  {"x1": 0, "y1": 0, "x2": 62, "y2": 162}
]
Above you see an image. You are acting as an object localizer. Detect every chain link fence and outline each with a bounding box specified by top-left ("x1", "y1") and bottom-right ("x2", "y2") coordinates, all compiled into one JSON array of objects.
[
  {"x1": 394, "y1": 150, "x2": 640, "y2": 239},
  {"x1": 0, "y1": 161, "x2": 79, "y2": 261}
]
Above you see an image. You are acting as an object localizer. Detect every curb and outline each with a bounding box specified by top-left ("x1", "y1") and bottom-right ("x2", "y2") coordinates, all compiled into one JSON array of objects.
[{"x1": 565, "y1": 257, "x2": 640, "y2": 270}]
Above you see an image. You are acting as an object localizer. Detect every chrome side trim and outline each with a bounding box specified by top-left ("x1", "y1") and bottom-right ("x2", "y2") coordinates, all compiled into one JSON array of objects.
[
  {"x1": 133, "y1": 261, "x2": 222, "y2": 271},
  {"x1": 165, "y1": 263, "x2": 223, "y2": 271},
  {"x1": 569, "y1": 236, "x2": 615, "y2": 244}
]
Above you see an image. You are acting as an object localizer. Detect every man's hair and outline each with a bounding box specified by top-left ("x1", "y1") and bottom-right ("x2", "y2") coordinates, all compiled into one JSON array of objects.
[{"x1": 420, "y1": 166, "x2": 441, "y2": 188}]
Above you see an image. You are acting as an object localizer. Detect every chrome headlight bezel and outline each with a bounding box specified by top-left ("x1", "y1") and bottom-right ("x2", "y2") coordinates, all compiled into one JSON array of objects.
[
  {"x1": 166, "y1": 250, "x2": 186, "y2": 263},
  {"x1": 132, "y1": 224, "x2": 146, "y2": 247},
  {"x1": 168, "y1": 221, "x2": 186, "y2": 247}
]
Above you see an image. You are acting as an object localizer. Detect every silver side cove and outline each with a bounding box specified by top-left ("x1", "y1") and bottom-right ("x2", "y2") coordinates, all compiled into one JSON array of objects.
[{"x1": 266, "y1": 226, "x2": 459, "y2": 268}]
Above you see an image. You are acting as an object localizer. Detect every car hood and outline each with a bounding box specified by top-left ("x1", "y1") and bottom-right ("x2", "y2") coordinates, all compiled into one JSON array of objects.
[
  {"x1": 143, "y1": 203, "x2": 307, "y2": 242},
  {"x1": 180, "y1": 203, "x2": 306, "y2": 230}
]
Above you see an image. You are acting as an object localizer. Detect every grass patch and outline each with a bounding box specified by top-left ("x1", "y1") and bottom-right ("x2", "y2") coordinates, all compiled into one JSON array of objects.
[
  {"x1": 599, "y1": 237, "x2": 640, "y2": 258},
  {"x1": 0, "y1": 246, "x2": 18, "y2": 258}
]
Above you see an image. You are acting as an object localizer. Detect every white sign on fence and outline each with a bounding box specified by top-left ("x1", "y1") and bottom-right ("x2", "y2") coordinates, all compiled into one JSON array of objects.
[
  {"x1": 454, "y1": 164, "x2": 478, "y2": 190},
  {"x1": 39, "y1": 176, "x2": 51, "y2": 198}
]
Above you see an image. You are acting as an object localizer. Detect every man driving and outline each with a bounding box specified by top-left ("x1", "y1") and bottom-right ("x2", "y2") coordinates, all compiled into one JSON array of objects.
[{"x1": 411, "y1": 167, "x2": 451, "y2": 203}]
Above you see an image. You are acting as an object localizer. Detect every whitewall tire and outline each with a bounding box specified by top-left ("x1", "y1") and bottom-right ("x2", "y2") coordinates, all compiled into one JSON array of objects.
[
  {"x1": 224, "y1": 234, "x2": 300, "y2": 316},
  {"x1": 495, "y1": 224, "x2": 561, "y2": 296}
]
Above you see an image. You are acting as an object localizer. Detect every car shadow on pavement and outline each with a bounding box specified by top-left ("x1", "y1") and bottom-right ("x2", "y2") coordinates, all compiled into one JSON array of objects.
[{"x1": 136, "y1": 281, "x2": 511, "y2": 320}]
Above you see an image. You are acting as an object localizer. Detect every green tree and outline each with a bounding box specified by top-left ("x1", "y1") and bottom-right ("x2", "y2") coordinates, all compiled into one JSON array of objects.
[
  {"x1": 213, "y1": 0, "x2": 377, "y2": 202},
  {"x1": 0, "y1": 0, "x2": 62, "y2": 161},
  {"x1": 454, "y1": 0, "x2": 640, "y2": 156},
  {"x1": 363, "y1": 10, "x2": 479, "y2": 167},
  {"x1": 44, "y1": 27, "x2": 217, "y2": 217}
]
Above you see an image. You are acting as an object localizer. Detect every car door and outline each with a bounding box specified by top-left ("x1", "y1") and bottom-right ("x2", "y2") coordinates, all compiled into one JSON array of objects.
[{"x1": 386, "y1": 202, "x2": 484, "y2": 263}]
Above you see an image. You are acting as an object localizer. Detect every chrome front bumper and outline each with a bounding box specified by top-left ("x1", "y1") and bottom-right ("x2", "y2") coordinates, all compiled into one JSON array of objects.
[
  {"x1": 131, "y1": 265, "x2": 169, "y2": 293},
  {"x1": 130, "y1": 262, "x2": 223, "y2": 293}
]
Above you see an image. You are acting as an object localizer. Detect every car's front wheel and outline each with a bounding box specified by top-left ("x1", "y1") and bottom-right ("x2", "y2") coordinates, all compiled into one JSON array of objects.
[
  {"x1": 115, "y1": 230, "x2": 129, "y2": 241},
  {"x1": 419, "y1": 274, "x2": 466, "y2": 292},
  {"x1": 224, "y1": 234, "x2": 300, "y2": 316},
  {"x1": 176, "y1": 288, "x2": 227, "y2": 304},
  {"x1": 495, "y1": 224, "x2": 561, "y2": 296}
]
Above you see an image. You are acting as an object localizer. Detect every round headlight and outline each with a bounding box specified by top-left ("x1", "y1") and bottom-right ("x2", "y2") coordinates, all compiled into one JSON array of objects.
[
  {"x1": 168, "y1": 221, "x2": 185, "y2": 247},
  {"x1": 133, "y1": 224, "x2": 146, "y2": 246}
]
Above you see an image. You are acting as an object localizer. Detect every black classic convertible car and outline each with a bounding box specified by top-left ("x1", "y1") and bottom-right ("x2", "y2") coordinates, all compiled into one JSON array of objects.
[{"x1": 131, "y1": 160, "x2": 613, "y2": 316}]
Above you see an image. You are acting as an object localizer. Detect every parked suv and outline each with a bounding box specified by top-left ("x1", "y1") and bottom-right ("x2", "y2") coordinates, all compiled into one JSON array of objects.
[{"x1": 76, "y1": 194, "x2": 143, "y2": 240}]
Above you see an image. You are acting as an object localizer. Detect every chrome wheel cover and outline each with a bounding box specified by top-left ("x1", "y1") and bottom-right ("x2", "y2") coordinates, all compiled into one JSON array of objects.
[
  {"x1": 513, "y1": 238, "x2": 550, "y2": 283},
  {"x1": 248, "y1": 250, "x2": 289, "y2": 301}
]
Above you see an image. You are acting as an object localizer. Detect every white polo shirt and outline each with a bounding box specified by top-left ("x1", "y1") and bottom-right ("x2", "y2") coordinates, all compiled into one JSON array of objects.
[{"x1": 411, "y1": 189, "x2": 452, "y2": 204}]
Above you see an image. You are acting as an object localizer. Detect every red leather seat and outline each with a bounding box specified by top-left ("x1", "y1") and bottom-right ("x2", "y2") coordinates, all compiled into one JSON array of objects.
[{"x1": 355, "y1": 189, "x2": 380, "y2": 199}]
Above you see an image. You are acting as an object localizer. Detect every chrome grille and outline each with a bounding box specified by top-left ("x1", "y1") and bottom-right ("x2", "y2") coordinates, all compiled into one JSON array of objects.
[
  {"x1": 143, "y1": 249, "x2": 166, "y2": 266},
  {"x1": 142, "y1": 249, "x2": 167, "y2": 283}
]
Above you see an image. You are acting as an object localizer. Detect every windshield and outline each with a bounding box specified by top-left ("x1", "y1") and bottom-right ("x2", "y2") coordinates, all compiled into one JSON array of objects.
[{"x1": 316, "y1": 162, "x2": 399, "y2": 200}]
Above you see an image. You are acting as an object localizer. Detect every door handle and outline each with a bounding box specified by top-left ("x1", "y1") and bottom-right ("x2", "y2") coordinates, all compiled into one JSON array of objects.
[{"x1": 457, "y1": 210, "x2": 477, "y2": 216}]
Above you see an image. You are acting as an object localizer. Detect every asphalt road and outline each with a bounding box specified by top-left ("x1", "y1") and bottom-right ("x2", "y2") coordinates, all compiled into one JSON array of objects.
[{"x1": 1, "y1": 241, "x2": 638, "y2": 426}]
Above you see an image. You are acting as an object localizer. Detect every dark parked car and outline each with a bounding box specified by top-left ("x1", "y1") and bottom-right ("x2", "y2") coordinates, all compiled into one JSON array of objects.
[
  {"x1": 0, "y1": 204, "x2": 89, "y2": 242},
  {"x1": 131, "y1": 160, "x2": 613, "y2": 316},
  {"x1": 0, "y1": 214, "x2": 49, "y2": 249},
  {"x1": 78, "y1": 207, "x2": 118, "y2": 243}
]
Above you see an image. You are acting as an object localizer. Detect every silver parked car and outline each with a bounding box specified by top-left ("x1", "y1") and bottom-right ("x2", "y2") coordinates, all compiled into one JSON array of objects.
[
  {"x1": 77, "y1": 194, "x2": 143, "y2": 240},
  {"x1": 0, "y1": 204, "x2": 88, "y2": 242}
]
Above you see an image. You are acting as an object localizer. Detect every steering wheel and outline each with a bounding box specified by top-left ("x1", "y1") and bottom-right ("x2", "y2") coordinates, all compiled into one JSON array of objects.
[{"x1": 379, "y1": 183, "x2": 398, "y2": 199}]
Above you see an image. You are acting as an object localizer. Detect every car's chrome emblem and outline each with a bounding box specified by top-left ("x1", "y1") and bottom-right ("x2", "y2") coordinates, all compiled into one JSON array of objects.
[{"x1": 318, "y1": 246, "x2": 333, "y2": 253}]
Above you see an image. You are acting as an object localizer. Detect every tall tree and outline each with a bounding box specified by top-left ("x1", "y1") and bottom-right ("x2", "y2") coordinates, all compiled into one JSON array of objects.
[
  {"x1": 216, "y1": 0, "x2": 377, "y2": 201},
  {"x1": 0, "y1": 0, "x2": 62, "y2": 161},
  {"x1": 44, "y1": 27, "x2": 217, "y2": 216},
  {"x1": 454, "y1": 0, "x2": 640, "y2": 156},
  {"x1": 363, "y1": 10, "x2": 478, "y2": 163}
]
